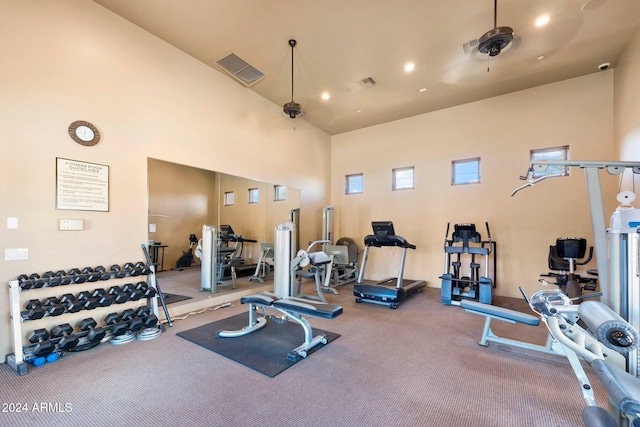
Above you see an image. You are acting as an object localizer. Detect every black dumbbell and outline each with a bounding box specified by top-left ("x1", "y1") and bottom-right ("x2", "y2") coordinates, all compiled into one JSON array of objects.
[
  {"x1": 43, "y1": 297, "x2": 65, "y2": 317},
  {"x1": 135, "y1": 261, "x2": 151, "y2": 275},
  {"x1": 108, "y1": 286, "x2": 130, "y2": 304},
  {"x1": 50, "y1": 323, "x2": 79, "y2": 351},
  {"x1": 123, "y1": 283, "x2": 144, "y2": 301},
  {"x1": 68, "y1": 268, "x2": 86, "y2": 284},
  {"x1": 22, "y1": 299, "x2": 45, "y2": 320},
  {"x1": 54, "y1": 270, "x2": 72, "y2": 286},
  {"x1": 135, "y1": 282, "x2": 157, "y2": 298},
  {"x1": 43, "y1": 271, "x2": 62, "y2": 287},
  {"x1": 78, "y1": 318, "x2": 106, "y2": 343},
  {"x1": 27, "y1": 329, "x2": 55, "y2": 357},
  {"x1": 30, "y1": 273, "x2": 46, "y2": 289},
  {"x1": 120, "y1": 308, "x2": 144, "y2": 332},
  {"x1": 94, "y1": 265, "x2": 110, "y2": 281},
  {"x1": 110, "y1": 264, "x2": 126, "y2": 279},
  {"x1": 17, "y1": 274, "x2": 35, "y2": 290},
  {"x1": 59, "y1": 293, "x2": 83, "y2": 313},
  {"x1": 104, "y1": 312, "x2": 129, "y2": 336},
  {"x1": 91, "y1": 288, "x2": 114, "y2": 307},
  {"x1": 136, "y1": 307, "x2": 159, "y2": 328},
  {"x1": 76, "y1": 291, "x2": 99, "y2": 310}
]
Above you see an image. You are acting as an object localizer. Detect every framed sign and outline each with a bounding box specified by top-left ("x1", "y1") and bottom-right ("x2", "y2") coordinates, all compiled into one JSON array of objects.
[{"x1": 56, "y1": 158, "x2": 109, "y2": 212}]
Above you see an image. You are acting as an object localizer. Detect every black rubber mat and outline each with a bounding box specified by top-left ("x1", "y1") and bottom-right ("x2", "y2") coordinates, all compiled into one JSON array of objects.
[
  {"x1": 177, "y1": 313, "x2": 340, "y2": 377},
  {"x1": 161, "y1": 294, "x2": 192, "y2": 305}
]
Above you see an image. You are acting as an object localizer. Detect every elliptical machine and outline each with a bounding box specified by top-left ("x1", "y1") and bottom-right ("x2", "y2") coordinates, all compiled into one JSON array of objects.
[
  {"x1": 175, "y1": 234, "x2": 199, "y2": 270},
  {"x1": 540, "y1": 237, "x2": 598, "y2": 299},
  {"x1": 440, "y1": 221, "x2": 496, "y2": 306}
]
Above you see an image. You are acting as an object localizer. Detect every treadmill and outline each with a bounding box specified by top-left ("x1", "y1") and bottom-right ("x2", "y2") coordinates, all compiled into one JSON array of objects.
[{"x1": 353, "y1": 221, "x2": 426, "y2": 308}]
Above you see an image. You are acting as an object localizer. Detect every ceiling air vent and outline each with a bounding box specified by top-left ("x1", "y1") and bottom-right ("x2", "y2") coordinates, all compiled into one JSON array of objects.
[
  {"x1": 215, "y1": 53, "x2": 266, "y2": 87},
  {"x1": 359, "y1": 77, "x2": 378, "y2": 88}
]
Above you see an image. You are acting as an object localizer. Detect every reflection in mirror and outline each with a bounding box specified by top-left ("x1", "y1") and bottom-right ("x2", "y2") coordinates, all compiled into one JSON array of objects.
[{"x1": 147, "y1": 158, "x2": 300, "y2": 307}]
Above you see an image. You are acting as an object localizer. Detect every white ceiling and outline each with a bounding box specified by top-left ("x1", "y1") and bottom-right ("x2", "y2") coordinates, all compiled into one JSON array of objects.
[{"x1": 93, "y1": 0, "x2": 640, "y2": 135}]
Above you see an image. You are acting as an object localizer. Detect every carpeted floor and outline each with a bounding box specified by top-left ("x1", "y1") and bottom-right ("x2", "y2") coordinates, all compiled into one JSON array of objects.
[{"x1": 0, "y1": 285, "x2": 608, "y2": 426}]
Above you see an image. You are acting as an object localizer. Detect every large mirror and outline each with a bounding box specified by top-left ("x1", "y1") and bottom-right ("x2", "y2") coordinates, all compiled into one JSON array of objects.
[{"x1": 147, "y1": 158, "x2": 300, "y2": 305}]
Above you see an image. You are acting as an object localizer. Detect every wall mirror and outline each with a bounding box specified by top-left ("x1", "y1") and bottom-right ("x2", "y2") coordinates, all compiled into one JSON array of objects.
[{"x1": 147, "y1": 158, "x2": 300, "y2": 304}]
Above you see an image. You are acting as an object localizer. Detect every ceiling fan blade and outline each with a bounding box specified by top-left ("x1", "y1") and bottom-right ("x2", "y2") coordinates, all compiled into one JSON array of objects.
[{"x1": 462, "y1": 39, "x2": 479, "y2": 55}]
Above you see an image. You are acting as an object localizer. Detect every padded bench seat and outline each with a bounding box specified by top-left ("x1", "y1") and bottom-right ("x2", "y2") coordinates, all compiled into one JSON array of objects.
[
  {"x1": 240, "y1": 293, "x2": 278, "y2": 306},
  {"x1": 460, "y1": 299, "x2": 540, "y2": 326},
  {"x1": 273, "y1": 297, "x2": 343, "y2": 319}
]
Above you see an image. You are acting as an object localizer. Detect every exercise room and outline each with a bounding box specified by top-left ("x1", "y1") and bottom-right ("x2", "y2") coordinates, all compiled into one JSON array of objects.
[{"x1": 2, "y1": 1, "x2": 640, "y2": 426}]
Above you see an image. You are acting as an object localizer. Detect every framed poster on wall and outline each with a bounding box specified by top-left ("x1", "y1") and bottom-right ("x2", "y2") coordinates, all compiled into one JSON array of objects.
[{"x1": 56, "y1": 157, "x2": 109, "y2": 212}]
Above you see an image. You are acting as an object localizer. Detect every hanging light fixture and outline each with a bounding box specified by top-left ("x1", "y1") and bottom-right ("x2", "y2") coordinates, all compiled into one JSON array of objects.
[{"x1": 283, "y1": 39, "x2": 304, "y2": 119}]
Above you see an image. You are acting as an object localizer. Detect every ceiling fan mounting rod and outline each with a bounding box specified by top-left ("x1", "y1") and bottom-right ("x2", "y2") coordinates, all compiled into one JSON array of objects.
[
  {"x1": 493, "y1": 0, "x2": 497, "y2": 28},
  {"x1": 289, "y1": 39, "x2": 296, "y2": 102}
]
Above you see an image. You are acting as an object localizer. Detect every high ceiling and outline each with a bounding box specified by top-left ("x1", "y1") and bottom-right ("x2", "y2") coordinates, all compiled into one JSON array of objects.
[{"x1": 93, "y1": 0, "x2": 640, "y2": 135}]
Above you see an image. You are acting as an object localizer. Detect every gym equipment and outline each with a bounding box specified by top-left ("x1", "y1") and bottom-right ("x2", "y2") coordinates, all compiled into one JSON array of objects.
[
  {"x1": 142, "y1": 243, "x2": 172, "y2": 327},
  {"x1": 354, "y1": 221, "x2": 426, "y2": 309},
  {"x1": 72, "y1": 317, "x2": 106, "y2": 351},
  {"x1": 21, "y1": 299, "x2": 45, "y2": 321},
  {"x1": 50, "y1": 323, "x2": 79, "y2": 351},
  {"x1": 216, "y1": 221, "x2": 343, "y2": 360},
  {"x1": 294, "y1": 240, "x2": 333, "y2": 303},
  {"x1": 513, "y1": 160, "x2": 640, "y2": 377},
  {"x1": 27, "y1": 329, "x2": 55, "y2": 357},
  {"x1": 461, "y1": 288, "x2": 640, "y2": 426},
  {"x1": 540, "y1": 237, "x2": 598, "y2": 299},
  {"x1": 200, "y1": 225, "x2": 240, "y2": 292},
  {"x1": 440, "y1": 221, "x2": 496, "y2": 306},
  {"x1": 60, "y1": 293, "x2": 84, "y2": 313},
  {"x1": 176, "y1": 234, "x2": 199, "y2": 269},
  {"x1": 43, "y1": 297, "x2": 65, "y2": 316},
  {"x1": 248, "y1": 243, "x2": 274, "y2": 284},
  {"x1": 325, "y1": 237, "x2": 359, "y2": 291}
]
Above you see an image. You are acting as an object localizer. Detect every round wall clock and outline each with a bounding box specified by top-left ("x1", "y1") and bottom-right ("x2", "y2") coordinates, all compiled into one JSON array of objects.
[{"x1": 68, "y1": 120, "x2": 101, "y2": 146}]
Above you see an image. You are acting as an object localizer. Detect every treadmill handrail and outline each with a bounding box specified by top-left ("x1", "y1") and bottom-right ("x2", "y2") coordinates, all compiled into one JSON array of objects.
[{"x1": 363, "y1": 234, "x2": 416, "y2": 249}]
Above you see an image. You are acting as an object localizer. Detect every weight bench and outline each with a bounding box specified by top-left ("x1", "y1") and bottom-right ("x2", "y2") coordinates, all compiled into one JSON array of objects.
[
  {"x1": 216, "y1": 292, "x2": 342, "y2": 360},
  {"x1": 460, "y1": 299, "x2": 556, "y2": 355}
]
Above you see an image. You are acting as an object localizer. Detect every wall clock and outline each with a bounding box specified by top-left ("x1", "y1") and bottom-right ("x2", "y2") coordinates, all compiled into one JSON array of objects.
[{"x1": 68, "y1": 120, "x2": 101, "y2": 146}]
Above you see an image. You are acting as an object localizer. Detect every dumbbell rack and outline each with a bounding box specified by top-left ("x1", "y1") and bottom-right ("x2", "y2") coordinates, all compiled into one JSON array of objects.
[{"x1": 6, "y1": 263, "x2": 160, "y2": 376}]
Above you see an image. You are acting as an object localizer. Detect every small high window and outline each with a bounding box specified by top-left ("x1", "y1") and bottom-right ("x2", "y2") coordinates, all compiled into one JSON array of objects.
[
  {"x1": 345, "y1": 173, "x2": 363, "y2": 195},
  {"x1": 393, "y1": 167, "x2": 414, "y2": 191},
  {"x1": 248, "y1": 188, "x2": 259, "y2": 204},
  {"x1": 224, "y1": 191, "x2": 234, "y2": 206},
  {"x1": 452, "y1": 158, "x2": 480, "y2": 185},
  {"x1": 274, "y1": 185, "x2": 287, "y2": 201},
  {"x1": 530, "y1": 146, "x2": 569, "y2": 178}
]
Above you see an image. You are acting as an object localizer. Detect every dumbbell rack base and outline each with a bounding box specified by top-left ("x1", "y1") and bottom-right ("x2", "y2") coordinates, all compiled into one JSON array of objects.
[{"x1": 7, "y1": 280, "x2": 28, "y2": 375}]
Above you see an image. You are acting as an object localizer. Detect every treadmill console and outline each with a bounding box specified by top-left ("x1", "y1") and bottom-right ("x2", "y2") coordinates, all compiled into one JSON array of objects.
[{"x1": 371, "y1": 221, "x2": 395, "y2": 242}]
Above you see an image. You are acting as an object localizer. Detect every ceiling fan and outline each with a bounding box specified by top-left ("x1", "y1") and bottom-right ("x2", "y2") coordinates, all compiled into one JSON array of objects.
[
  {"x1": 462, "y1": 0, "x2": 514, "y2": 57},
  {"x1": 283, "y1": 39, "x2": 304, "y2": 119}
]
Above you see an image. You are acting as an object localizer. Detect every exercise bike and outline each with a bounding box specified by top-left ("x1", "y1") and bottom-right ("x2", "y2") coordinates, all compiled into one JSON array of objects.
[{"x1": 540, "y1": 237, "x2": 598, "y2": 299}]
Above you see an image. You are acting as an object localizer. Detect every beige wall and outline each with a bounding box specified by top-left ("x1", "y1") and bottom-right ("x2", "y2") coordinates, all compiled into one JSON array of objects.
[
  {"x1": 331, "y1": 71, "x2": 618, "y2": 299},
  {"x1": 615, "y1": 26, "x2": 640, "y2": 162},
  {"x1": 0, "y1": 1, "x2": 330, "y2": 360}
]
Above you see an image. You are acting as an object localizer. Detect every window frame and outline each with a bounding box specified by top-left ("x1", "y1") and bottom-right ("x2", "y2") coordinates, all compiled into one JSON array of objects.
[
  {"x1": 248, "y1": 187, "x2": 259, "y2": 204},
  {"x1": 223, "y1": 191, "x2": 234, "y2": 206},
  {"x1": 451, "y1": 157, "x2": 481, "y2": 186},
  {"x1": 345, "y1": 173, "x2": 364, "y2": 195},
  {"x1": 530, "y1": 145, "x2": 570, "y2": 178},
  {"x1": 273, "y1": 185, "x2": 287, "y2": 201},
  {"x1": 392, "y1": 166, "x2": 415, "y2": 191}
]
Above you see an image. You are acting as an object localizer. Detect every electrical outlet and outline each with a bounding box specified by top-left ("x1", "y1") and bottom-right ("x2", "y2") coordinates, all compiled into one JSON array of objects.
[{"x1": 59, "y1": 219, "x2": 84, "y2": 231}]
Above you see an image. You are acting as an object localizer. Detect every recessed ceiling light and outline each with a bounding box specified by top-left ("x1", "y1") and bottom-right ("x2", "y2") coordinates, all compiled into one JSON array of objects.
[
  {"x1": 321, "y1": 92, "x2": 330, "y2": 100},
  {"x1": 537, "y1": 55, "x2": 545, "y2": 61},
  {"x1": 535, "y1": 15, "x2": 550, "y2": 27},
  {"x1": 419, "y1": 88, "x2": 427, "y2": 93},
  {"x1": 404, "y1": 63, "x2": 415, "y2": 72}
]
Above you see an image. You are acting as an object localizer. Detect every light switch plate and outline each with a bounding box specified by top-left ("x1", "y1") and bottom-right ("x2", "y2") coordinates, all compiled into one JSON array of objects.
[{"x1": 59, "y1": 219, "x2": 84, "y2": 231}]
